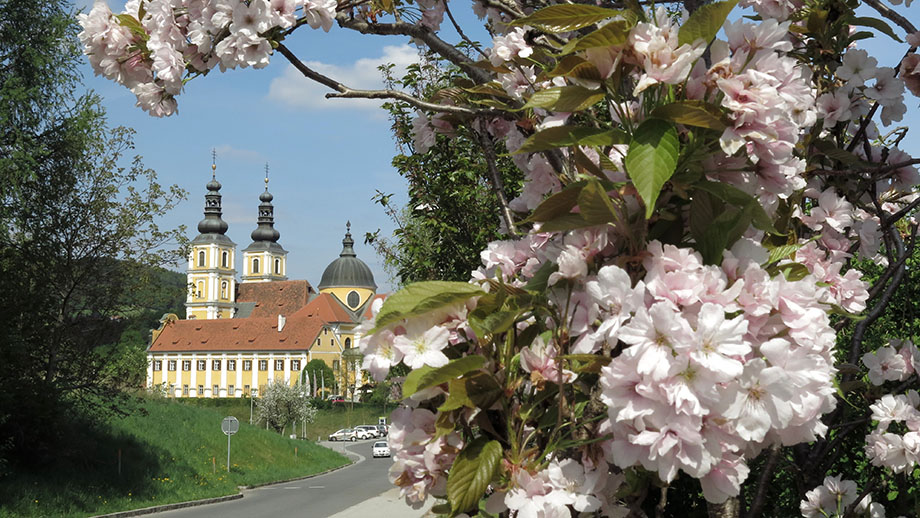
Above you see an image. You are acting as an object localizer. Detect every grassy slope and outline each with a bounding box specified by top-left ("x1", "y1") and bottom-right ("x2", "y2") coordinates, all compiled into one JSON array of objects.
[
  {"x1": 180, "y1": 399, "x2": 396, "y2": 440},
  {"x1": 0, "y1": 397, "x2": 349, "y2": 518}
]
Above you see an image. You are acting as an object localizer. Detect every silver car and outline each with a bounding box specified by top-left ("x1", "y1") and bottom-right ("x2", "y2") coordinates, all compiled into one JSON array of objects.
[{"x1": 328, "y1": 428, "x2": 357, "y2": 441}]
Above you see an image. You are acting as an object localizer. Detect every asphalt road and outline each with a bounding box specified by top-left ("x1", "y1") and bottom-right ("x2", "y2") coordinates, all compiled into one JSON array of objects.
[{"x1": 150, "y1": 439, "x2": 394, "y2": 518}]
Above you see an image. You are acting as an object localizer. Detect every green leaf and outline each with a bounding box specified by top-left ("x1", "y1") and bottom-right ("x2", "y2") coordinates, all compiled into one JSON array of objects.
[
  {"x1": 374, "y1": 281, "x2": 485, "y2": 330},
  {"x1": 624, "y1": 119, "x2": 679, "y2": 219},
  {"x1": 693, "y1": 181, "x2": 777, "y2": 234},
  {"x1": 511, "y1": 4, "x2": 624, "y2": 33},
  {"x1": 470, "y1": 309, "x2": 522, "y2": 337},
  {"x1": 560, "y1": 353, "x2": 612, "y2": 373},
  {"x1": 463, "y1": 83, "x2": 511, "y2": 98},
  {"x1": 409, "y1": 356, "x2": 486, "y2": 398},
  {"x1": 548, "y1": 56, "x2": 601, "y2": 82},
  {"x1": 852, "y1": 16, "x2": 903, "y2": 43},
  {"x1": 766, "y1": 243, "x2": 802, "y2": 264},
  {"x1": 651, "y1": 100, "x2": 728, "y2": 131},
  {"x1": 578, "y1": 179, "x2": 619, "y2": 225},
  {"x1": 812, "y1": 139, "x2": 874, "y2": 167},
  {"x1": 447, "y1": 438, "x2": 503, "y2": 514},
  {"x1": 438, "y1": 379, "x2": 473, "y2": 411},
  {"x1": 465, "y1": 372, "x2": 503, "y2": 409},
  {"x1": 516, "y1": 126, "x2": 628, "y2": 154},
  {"x1": 560, "y1": 20, "x2": 632, "y2": 54},
  {"x1": 523, "y1": 85, "x2": 606, "y2": 113},
  {"x1": 526, "y1": 180, "x2": 588, "y2": 222},
  {"x1": 402, "y1": 366, "x2": 436, "y2": 399},
  {"x1": 539, "y1": 213, "x2": 595, "y2": 232},
  {"x1": 115, "y1": 14, "x2": 149, "y2": 41},
  {"x1": 524, "y1": 261, "x2": 558, "y2": 292},
  {"x1": 678, "y1": 0, "x2": 738, "y2": 47}
]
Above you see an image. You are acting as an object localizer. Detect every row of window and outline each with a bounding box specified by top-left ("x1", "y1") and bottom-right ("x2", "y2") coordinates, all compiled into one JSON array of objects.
[
  {"x1": 251, "y1": 257, "x2": 282, "y2": 275},
  {"x1": 193, "y1": 280, "x2": 231, "y2": 299},
  {"x1": 175, "y1": 384, "x2": 256, "y2": 397},
  {"x1": 194, "y1": 250, "x2": 284, "y2": 275},
  {"x1": 154, "y1": 359, "x2": 301, "y2": 372},
  {"x1": 197, "y1": 250, "x2": 232, "y2": 268}
]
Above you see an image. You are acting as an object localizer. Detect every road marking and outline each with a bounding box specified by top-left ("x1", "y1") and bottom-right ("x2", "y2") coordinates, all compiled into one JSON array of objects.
[
  {"x1": 284, "y1": 487, "x2": 301, "y2": 490},
  {"x1": 308, "y1": 486, "x2": 325, "y2": 489}
]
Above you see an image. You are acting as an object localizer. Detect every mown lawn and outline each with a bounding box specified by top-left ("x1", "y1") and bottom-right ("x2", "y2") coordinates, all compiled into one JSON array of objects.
[
  {"x1": 180, "y1": 398, "x2": 395, "y2": 440},
  {"x1": 0, "y1": 396, "x2": 349, "y2": 518}
]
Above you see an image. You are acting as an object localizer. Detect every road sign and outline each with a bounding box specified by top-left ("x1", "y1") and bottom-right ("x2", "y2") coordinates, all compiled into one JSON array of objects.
[
  {"x1": 222, "y1": 416, "x2": 239, "y2": 435},
  {"x1": 222, "y1": 416, "x2": 239, "y2": 472}
]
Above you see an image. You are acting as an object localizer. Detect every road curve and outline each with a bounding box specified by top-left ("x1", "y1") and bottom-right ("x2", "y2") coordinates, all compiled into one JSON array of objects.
[{"x1": 150, "y1": 439, "x2": 394, "y2": 518}]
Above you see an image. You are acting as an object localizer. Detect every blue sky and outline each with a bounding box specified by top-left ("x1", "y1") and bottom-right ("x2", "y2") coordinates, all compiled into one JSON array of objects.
[
  {"x1": 78, "y1": 3, "x2": 432, "y2": 294},
  {"x1": 76, "y1": 2, "x2": 919, "y2": 296}
]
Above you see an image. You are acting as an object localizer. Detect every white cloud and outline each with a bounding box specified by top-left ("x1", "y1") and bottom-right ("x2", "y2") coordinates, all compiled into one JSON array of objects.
[{"x1": 267, "y1": 44, "x2": 419, "y2": 111}]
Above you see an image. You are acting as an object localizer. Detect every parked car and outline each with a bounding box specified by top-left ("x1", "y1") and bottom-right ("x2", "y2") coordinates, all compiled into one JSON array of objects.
[
  {"x1": 328, "y1": 428, "x2": 357, "y2": 441},
  {"x1": 354, "y1": 427, "x2": 373, "y2": 440},
  {"x1": 372, "y1": 441, "x2": 390, "y2": 458},
  {"x1": 375, "y1": 424, "x2": 388, "y2": 437},
  {"x1": 355, "y1": 425, "x2": 379, "y2": 438}
]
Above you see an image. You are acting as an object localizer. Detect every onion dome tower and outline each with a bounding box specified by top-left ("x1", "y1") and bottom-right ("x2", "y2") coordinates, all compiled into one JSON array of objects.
[
  {"x1": 241, "y1": 165, "x2": 288, "y2": 283},
  {"x1": 186, "y1": 153, "x2": 237, "y2": 320},
  {"x1": 318, "y1": 222, "x2": 377, "y2": 312}
]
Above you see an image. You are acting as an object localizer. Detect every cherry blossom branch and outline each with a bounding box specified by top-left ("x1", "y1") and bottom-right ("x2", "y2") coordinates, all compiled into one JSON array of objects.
[
  {"x1": 476, "y1": 0, "x2": 526, "y2": 20},
  {"x1": 881, "y1": 195, "x2": 920, "y2": 229},
  {"x1": 745, "y1": 445, "x2": 783, "y2": 518},
  {"x1": 333, "y1": 14, "x2": 494, "y2": 84},
  {"x1": 274, "y1": 43, "x2": 490, "y2": 115},
  {"x1": 862, "y1": 0, "x2": 918, "y2": 35},
  {"x1": 474, "y1": 119, "x2": 518, "y2": 234},
  {"x1": 848, "y1": 226, "x2": 910, "y2": 366},
  {"x1": 444, "y1": 2, "x2": 489, "y2": 61}
]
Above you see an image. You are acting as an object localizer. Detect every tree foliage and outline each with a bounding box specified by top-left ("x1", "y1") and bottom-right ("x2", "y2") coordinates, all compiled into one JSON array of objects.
[
  {"x1": 255, "y1": 381, "x2": 317, "y2": 435},
  {"x1": 367, "y1": 54, "x2": 523, "y2": 284},
  {"x1": 0, "y1": 0, "x2": 185, "y2": 469}
]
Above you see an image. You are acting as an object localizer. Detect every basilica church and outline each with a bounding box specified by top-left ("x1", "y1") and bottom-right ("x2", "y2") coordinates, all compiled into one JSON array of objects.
[{"x1": 146, "y1": 163, "x2": 381, "y2": 399}]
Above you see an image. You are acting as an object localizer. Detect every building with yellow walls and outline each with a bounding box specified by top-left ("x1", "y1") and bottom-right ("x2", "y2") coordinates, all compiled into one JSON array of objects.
[{"x1": 147, "y1": 165, "x2": 382, "y2": 398}]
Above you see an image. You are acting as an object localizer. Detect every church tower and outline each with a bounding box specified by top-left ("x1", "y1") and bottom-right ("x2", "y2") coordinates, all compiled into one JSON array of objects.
[
  {"x1": 241, "y1": 165, "x2": 288, "y2": 283},
  {"x1": 186, "y1": 156, "x2": 237, "y2": 319}
]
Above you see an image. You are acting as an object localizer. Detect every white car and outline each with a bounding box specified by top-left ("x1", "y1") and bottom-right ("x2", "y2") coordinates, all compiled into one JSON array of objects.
[
  {"x1": 328, "y1": 428, "x2": 357, "y2": 441},
  {"x1": 355, "y1": 425, "x2": 379, "y2": 438},
  {"x1": 354, "y1": 427, "x2": 372, "y2": 440},
  {"x1": 372, "y1": 441, "x2": 390, "y2": 458}
]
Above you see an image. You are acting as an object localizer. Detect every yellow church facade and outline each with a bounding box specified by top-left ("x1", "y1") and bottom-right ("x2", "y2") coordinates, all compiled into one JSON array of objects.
[{"x1": 147, "y1": 164, "x2": 381, "y2": 399}]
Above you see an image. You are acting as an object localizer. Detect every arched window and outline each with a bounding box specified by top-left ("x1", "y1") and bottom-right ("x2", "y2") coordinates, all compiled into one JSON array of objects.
[
  {"x1": 345, "y1": 338, "x2": 351, "y2": 348},
  {"x1": 196, "y1": 281, "x2": 204, "y2": 298},
  {"x1": 221, "y1": 251, "x2": 228, "y2": 268},
  {"x1": 274, "y1": 258, "x2": 280, "y2": 274},
  {"x1": 252, "y1": 258, "x2": 260, "y2": 273},
  {"x1": 221, "y1": 281, "x2": 228, "y2": 299},
  {"x1": 198, "y1": 250, "x2": 205, "y2": 267}
]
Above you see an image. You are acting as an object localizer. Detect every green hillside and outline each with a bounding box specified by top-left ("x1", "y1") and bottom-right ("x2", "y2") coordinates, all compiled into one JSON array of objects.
[{"x1": 0, "y1": 396, "x2": 349, "y2": 518}]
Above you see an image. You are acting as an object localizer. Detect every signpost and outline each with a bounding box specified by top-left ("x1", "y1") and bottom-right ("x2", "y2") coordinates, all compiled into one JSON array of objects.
[{"x1": 221, "y1": 416, "x2": 239, "y2": 472}]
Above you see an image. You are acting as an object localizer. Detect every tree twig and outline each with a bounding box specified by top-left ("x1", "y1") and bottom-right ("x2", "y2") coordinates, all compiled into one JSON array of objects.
[
  {"x1": 745, "y1": 445, "x2": 782, "y2": 518},
  {"x1": 862, "y1": 0, "x2": 918, "y2": 35},
  {"x1": 474, "y1": 119, "x2": 518, "y2": 235},
  {"x1": 274, "y1": 44, "x2": 489, "y2": 115}
]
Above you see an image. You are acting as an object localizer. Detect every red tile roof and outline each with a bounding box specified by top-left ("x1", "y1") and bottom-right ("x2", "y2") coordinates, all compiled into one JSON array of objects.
[
  {"x1": 149, "y1": 315, "x2": 323, "y2": 353},
  {"x1": 363, "y1": 293, "x2": 388, "y2": 320},
  {"x1": 237, "y1": 280, "x2": 313, "y2": 318},
  {"x1": 292, "y1": 293, "x2": 354, "y2": 322}
]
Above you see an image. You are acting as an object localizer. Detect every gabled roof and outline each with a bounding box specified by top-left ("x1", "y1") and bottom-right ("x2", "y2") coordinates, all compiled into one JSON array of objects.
[
  {"x1": 149, "y1": 315, "x2": 323, "y2": 353},
  {"x1": 363, "y1": 294, "x2": 388, "y2": 321},
  {"x1": 292, "y1": 293, "x2": 354, "y2": 323},
  {"x1": 236, "y1": 280, "x2": 313, "y2": 318}
]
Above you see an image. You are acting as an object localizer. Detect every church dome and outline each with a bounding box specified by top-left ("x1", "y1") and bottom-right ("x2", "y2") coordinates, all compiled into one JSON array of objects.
[
  {"x1": 317, "y1": 223, "x2": 377, "y2": 290},
  {"x1": 195, "y1": 164, "x2": 231, "y2": 239}
]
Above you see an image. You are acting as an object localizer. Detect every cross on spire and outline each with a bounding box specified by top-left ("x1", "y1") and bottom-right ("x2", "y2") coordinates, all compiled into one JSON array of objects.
[
  {"x1": 211, "y1": 148, "x2": 217, "y2": 178},
  {"x1": 264, "y1": 163, "x2": 270, "y2": 190}
]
